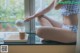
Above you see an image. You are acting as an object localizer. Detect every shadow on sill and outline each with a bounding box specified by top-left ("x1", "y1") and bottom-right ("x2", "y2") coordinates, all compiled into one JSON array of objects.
[{"x1": 42, "y1": 40, "x2": 76, "y2": 45}]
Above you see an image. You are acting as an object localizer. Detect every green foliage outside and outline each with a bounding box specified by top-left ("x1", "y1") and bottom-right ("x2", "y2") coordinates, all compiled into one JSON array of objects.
[
  {"x1": 0, "y1": 0, "x2": 24, "y2": 31},
  {"x1": 0, "y1": 0, "x2": 24, "y2": 22}
]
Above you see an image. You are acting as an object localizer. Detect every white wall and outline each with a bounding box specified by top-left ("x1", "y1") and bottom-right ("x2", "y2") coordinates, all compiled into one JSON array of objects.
[{"x1": 76, "y1": 13, "x2": 80, "y2": 53}]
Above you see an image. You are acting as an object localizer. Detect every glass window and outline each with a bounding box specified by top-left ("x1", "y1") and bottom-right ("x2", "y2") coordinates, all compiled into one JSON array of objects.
[
  {"x1": 35, "y1": 0, "x2": 63, "y2": 44},
  {"x1": 35, "y1": 0, "x2": 63, "y2": 26},
  {"x1": 0, "y1": 0, "x2": 26, "y2": 44},
  {"x1": 0, "y1": 0, "x2": 24, "y2": 32}
]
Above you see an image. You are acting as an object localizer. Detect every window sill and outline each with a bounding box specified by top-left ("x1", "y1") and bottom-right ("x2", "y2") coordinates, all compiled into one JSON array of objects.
[{"x1": 0, "y1": 32, "x2": 28, "y2": 42}]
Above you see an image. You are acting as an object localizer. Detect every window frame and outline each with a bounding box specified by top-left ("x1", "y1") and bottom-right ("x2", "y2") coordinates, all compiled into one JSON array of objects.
[{"x1": 24, "y1": 0, "x2": 35, "y2": 44}]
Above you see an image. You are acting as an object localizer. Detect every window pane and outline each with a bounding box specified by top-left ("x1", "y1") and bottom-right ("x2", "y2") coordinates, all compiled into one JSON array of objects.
[
  {"x1": 0, "y1": 0, "x2": 24, "y2": 32},
  {"x1": 35, "y1": 0, "x2": 63, "y2": 44},
  {"x1": 35, "y1": 0, "x2": 63, "y2": 26}
]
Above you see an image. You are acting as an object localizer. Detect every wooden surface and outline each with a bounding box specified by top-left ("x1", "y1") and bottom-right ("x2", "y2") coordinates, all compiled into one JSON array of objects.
[{"x1": 5, "y1": 45, "x2": 76, "y2": 53}]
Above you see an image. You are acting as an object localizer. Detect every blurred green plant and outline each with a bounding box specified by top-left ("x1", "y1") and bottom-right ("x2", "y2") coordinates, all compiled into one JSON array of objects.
[{"x1": 0, "y1": 0, "x2": 24, "y2": 22}]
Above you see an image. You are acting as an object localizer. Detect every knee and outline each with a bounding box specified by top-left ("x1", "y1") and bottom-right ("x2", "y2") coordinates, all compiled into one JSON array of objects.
[
  {"x1": 37, "y1": 15, "x2": 44, "y2": 19},
  {"x1": 38, "y1": 15, "x2": 44, "y2": 18},
  {"x1": 36, "y1": 27, "x2": 45, "y2": 38}
]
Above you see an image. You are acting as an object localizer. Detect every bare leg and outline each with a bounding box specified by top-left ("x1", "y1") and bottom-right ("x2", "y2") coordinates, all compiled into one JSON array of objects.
[
  {"x1": 36, "y1": 15, "x2": 76, "y2": 43},
  {"x1": 37, "y1": 15, "x2": 53, "y2": 27},
  {"x1": 36, "y1": 27, "x2": 76, "y2": 43},
  {"x1": 37, "y1": 15, "x2": 62, "y2": 28}
]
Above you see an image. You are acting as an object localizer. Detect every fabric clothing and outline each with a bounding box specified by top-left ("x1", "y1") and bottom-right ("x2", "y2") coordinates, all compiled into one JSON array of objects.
[
  {"x1": 61, "y1": 0, "x2": 80, "y2": 16},
  {"x1": 62, "y1": 24, "x2": 78, "y2": 33}
]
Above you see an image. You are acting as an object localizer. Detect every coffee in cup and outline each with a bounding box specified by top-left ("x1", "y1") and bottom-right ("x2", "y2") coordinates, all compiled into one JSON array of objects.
[{"x1": 19, "y1": 32, "x2": 25, "y2": 40}]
